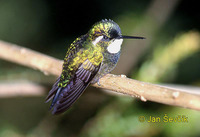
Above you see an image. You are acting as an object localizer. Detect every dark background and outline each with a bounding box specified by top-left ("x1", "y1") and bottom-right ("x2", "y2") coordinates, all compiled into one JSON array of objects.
[{"x1": 0, "y1": 0, "x2": 199, "y2": 137}]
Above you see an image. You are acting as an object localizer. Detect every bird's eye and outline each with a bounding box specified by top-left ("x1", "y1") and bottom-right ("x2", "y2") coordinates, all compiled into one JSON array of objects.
[{"x1": 103, "y1": 35, "x2": 110, "y2": 41}]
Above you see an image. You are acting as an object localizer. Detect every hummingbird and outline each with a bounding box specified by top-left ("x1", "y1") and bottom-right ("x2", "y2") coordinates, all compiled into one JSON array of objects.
[{"x1": 46, "y1": 19, "x2": 145, "y2": 114}]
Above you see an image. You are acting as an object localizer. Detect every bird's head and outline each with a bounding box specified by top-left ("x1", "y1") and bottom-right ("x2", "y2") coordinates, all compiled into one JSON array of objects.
[{"x1": 88, "y1": 19, "x2": 145, "y2": 53}]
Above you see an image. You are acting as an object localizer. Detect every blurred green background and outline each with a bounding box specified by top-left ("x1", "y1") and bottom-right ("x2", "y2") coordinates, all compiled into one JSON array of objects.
[{"x1": 0, "y1": 0, "x2": 200, "y2": 137}]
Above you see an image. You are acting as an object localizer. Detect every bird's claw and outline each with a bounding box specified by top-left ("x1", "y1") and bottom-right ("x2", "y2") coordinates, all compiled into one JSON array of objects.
[{"x1": 97, "y1": 80, "x2": 101, "y2": 86}]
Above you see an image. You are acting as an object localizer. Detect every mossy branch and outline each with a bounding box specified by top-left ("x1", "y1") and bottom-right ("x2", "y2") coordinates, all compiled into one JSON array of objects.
[{"x1": 0, "y1": 40, "x2": 200, "y2": 111}]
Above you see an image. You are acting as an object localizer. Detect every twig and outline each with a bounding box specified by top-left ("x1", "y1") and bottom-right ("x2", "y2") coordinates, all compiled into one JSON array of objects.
[
  {"x1": 94, "y1": 74, "x2": 200, "y2": 111},
  {"x1": 0, "y1": 40, "x2": 200, "y2": 111},
  {"x1": 0, "y1": 40, "x2": 63, "y2": 76}
]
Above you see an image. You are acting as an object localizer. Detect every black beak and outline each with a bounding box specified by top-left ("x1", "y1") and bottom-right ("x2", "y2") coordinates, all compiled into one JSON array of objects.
[{"x1": 117, "y1": 35, "x2": 145, "y2": 39}]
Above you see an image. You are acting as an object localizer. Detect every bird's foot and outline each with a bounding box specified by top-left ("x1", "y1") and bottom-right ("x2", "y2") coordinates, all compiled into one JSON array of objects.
[{"x1": 97, "y1": 80, "x2": 101, "y2": 86}]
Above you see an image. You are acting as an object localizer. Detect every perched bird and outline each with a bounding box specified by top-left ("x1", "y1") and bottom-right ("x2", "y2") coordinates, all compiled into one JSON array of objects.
[{"x1": 46, "y1": 19, "x2": 145, "y2": 114}]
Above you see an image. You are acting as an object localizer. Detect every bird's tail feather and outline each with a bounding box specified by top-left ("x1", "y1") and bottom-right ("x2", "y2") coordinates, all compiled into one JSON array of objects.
[{"x1": 45, "y1": 76, "x2": 90, "y2": 114}]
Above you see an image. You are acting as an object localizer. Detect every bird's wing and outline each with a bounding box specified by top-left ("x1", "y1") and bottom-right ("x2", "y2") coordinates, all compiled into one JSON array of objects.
[
  {"x1": 45, "y1": 36, "x2": 86, "y2": 103},
  {"x1": 45, "y1": 36, "x2": 103, "y2": 114},
  {"x1": 52, "y1": 59, "x2": 101, "y2": 114}
]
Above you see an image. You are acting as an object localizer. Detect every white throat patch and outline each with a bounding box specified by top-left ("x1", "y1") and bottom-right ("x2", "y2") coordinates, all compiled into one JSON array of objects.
[
  {"x1": 92, "y1": 36, "x2": 104, "y2": 45},
  {"x1": 107, "y1": 39, "x2": 123, "y2": 53}
]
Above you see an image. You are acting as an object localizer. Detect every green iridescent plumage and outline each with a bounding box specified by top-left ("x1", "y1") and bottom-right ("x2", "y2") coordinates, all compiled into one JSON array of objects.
[
  {"x1": 59, "y1": 35, "x2": 103, "y2": 87},
  {"x1": 45, "y1": 19, "x2": 145, "y2": 114}
]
